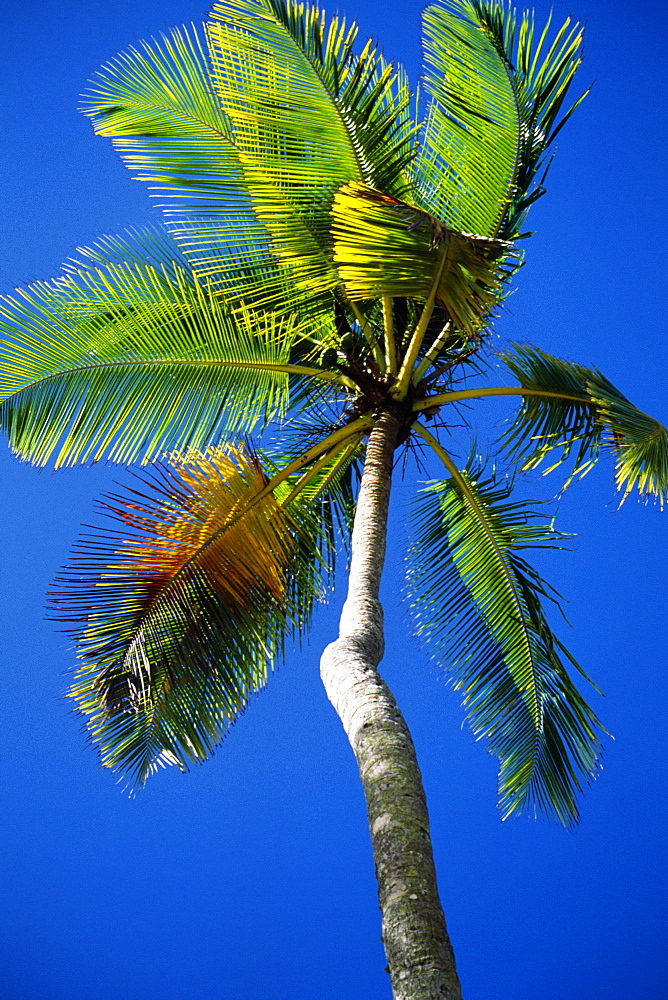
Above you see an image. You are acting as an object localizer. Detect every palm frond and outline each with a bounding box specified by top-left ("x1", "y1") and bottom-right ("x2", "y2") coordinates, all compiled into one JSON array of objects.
[
  {"x1": 207, "y1": 0, "x2": 358, "y2": 212},
  {"x1": 500, "y1": 344, "x2": 668, "y2": 504},
  {"x1": 468, "y1": 0, "x2": 587, "y2": 239},
  {"x1": 53, "y1": 444, "x2": 350, "y2": 788},
  {"x1": 331, "y1": 181, "x2": 512, "y2": 336},
  {"x1": 80, "y1": 4, "x2": 416, "y2": 311},
  {"x1": 416, "y1": 0, "x2": 520, "y2": 237},
  {"x1": 204, "y1": 0, "x2": 417, "y2": 304},
  {"x1": 63, "y1": 225, "x2": 195, "y2": 274},
  {"x1": 80, "y1": 26, "x2": 271, "y2": 289},
  {"x1": 0, "y1": 246, "x2": 300, "y2": 466},
  {"x1": 82, "y1": 22, "x2": 231, "y2": 138},
  {"x1": 268, "y1": 0, "x2": 418, "y2": 199},
  {"x1": 406, "y1": 461, "x2": 604, "y2": 825},
  {"x1": 416, "y1": 1, "x2": 585, "y2": 241},
  {"x1": 208, "y1": 0, "x2": 416, "y2": 200}
]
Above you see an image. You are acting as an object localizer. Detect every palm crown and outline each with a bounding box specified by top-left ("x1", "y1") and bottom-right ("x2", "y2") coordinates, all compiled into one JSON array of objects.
[{"x1": 1, "y1": 0, "x2": 666, "y2": 835}]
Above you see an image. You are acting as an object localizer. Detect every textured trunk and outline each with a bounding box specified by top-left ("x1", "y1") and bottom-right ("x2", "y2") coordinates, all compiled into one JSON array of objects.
[{"x1": 320, "y1": 411, "x2": 463, "y2": 1000}]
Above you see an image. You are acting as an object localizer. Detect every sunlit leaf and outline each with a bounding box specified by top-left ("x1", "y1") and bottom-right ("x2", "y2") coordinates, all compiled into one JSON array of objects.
[
  {"x1": 0, "y1": 243, "x2": 299, "y2": 466},
  {"x1": 416, "y1": 1, "x2": 585, "y2": 241},
  {"x1": 331, "y1": 181, "x2": 512, "y2": 335},
  {"x1": 416, "y1": 0, "x2": 520, "y2": 237}
]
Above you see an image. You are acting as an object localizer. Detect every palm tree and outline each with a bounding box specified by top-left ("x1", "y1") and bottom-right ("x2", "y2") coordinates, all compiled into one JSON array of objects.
[{"x1": 1, "y1": 0, "x2": 666, "y2": 996}]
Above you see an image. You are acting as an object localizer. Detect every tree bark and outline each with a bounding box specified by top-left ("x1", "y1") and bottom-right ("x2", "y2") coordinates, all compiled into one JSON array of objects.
[{"x1": 320, "y1": 410, "x2": 463, "y2": 1000}]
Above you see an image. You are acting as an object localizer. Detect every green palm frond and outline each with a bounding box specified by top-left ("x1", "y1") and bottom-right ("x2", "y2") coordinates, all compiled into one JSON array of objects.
[
  {"x1": 500, "y1": 344, "x2": 668, "y2": 504},
  {"x1": 416, "y1": 1, "x2": 585, "y2": 241},
  {"x1": 468, "y1": 0, "x2": 586, "y2": 239},
  {"x1": 80, "y1": 25, "x2": 287, "y2": 301},
  {"x1": 79, "y1": 24, "x2": 326, "y2": 312},
  {"x1": 82, "y1": 22, "x2": 231, "y2": 138},
  {"x1": 205, "y1": 0, "x2": 417, "y2": 304},
  {"x1": 0, "y1": 245, "x2": 305, "y2": 466},
  {"x1": 80, "y1": 3, "x2": 416, "y2": 310},
  {"x1": 53, "y1": 444, "x2": 352, "y2": 788},
  {"x1": 417, "y1": 0, "x2": 520, "y2": 237},
  {"x1": 406, "y1": 461, "x2": 604, "y2": 825},
  {"x1": 207, "y1": 1, "x2": 359, "y2": 210},
  {"x1": 331, "y1": 181, "x2": 512, "y2": 336},
  {"x1": 208, "y1": 0, "x2": 416, "y2": 200}
]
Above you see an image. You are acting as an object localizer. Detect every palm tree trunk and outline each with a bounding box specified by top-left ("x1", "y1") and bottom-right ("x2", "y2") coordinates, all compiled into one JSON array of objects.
[{"x1": 320, "y1": 410, "x2": 463, "y2": 1000}]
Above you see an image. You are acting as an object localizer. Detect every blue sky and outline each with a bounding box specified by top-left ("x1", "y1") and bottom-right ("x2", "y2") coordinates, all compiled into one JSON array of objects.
[{"x1": 1, "y1": 1, "x2": 667, "y2": 998}]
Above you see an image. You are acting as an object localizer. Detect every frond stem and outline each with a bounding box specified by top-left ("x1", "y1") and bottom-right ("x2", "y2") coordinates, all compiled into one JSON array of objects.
[
  {"x1": 411, "y1": 420, "x2": 464, "y2": 482},
  {"x1": 412, "y1": 385, "x2": 594, "y2": 412},
  {"x1": 382, "y1": 296, "x2": 397, "y2": 376},
  {"x1": 1, "y1": 358, "x2": 357, "y2": 397},
  {"x1": 412, "y1": 320, "x2": 452, "y2": 385},
  {"x1": 392, "y1": 250, "x2": 449, "y2": 398}
]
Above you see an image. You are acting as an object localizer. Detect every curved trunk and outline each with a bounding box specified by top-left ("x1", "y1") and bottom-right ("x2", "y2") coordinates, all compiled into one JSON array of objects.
[{"x1": 320, "y1": 411, "x2": 463, "y2": 1000}]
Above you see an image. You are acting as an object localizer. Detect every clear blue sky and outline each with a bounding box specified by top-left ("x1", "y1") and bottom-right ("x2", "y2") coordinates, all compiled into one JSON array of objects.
[{"x1": 1, "y1": 1, "x2": 667, "y2": 998}]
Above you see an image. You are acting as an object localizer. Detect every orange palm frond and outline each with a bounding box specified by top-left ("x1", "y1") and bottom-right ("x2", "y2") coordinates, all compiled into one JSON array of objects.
[{"x1": 52, "y1": 447, "x2": 297, "y2": 787}]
